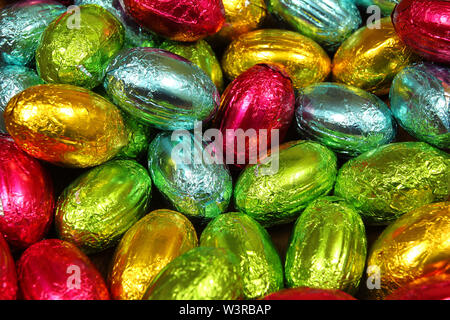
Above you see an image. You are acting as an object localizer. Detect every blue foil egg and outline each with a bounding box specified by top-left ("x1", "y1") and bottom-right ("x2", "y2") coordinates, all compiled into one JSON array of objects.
[
  {"x1": 296, "y1": 83, "x2": 396, "y2": 156},
  {"x1": 390, "y1": 63, "x2": 449, "y2": 149}
]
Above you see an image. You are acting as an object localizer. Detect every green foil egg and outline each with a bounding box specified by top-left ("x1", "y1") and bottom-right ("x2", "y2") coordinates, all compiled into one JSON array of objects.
[
  {"x1": 143, "y1": 247, "x2": 243, "y2": 300},
  {"x1": 334, "y1": 142, "x2": 449, "y2": 225},
  {"x1": 115, "y1": 113, "x2": 152, "y2": 160},
  {"x1": 55, "y1": 160, "x2": 152, "y2": 253},
  {"x1": 200, "y1": 212, "x2": 284, "y2": 299},
  {"x1": 234, "y1": 140, "x2": 338, "y2": 227},
  {"x1": 285, "y1": 196, "x2": 367, "y2": 294}
]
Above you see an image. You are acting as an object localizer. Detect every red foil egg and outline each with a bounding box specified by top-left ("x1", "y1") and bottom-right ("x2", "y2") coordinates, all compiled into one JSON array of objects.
[
  {"x1": 0, "y1": 134, "x2": 54, "y2": 249},
  {"x1": 385, "y1": 275, "x2": 450, "y2": 300},
  {"x1": 124, "y1": 0, "x2": 225, "y2": 41},
  {"x1": 0, "y1": 233, "x2": 17, "y2": 300},
  {"x1": 17, "y1": 239, "x2": 110, "y2": 300},
  {"x1": 392, "y1": 0, "x2": 450, "y2": 64},
  {"x1": 262, "y1": 287, "x2": 357, "y2": 300}
]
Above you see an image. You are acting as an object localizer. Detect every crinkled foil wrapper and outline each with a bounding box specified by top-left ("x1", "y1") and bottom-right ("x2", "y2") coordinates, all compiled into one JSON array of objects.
[
  {"x1": 354, "y1": 0, "x2": 398, "y2": 16},
  {"x1": 263, "y1": 287, "x2": 356, "y2": 300},
  {"x1": 55, "y1": 160, "x2": 152, "y2": 253},
  {"x1": 385, "y1": 274, "x2": 450, "y2": 300},
  {"x1": 115, "y1": 113, "x2": 152, "y2": 160},
  {"x1": 143, "y1": 247, "x2": 243, "y2": 300},
  {"x1": 0, "y1": 233, "x2": 17, "y2": 300},
  {"x1": 335, "y1": 142, "x2": 449, "y2": 225},
  {"x1": 200, "y1": 212, "x2": 284, "y2": 299}
]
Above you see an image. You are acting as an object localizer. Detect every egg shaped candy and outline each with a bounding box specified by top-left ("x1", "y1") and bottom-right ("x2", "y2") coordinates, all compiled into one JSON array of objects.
[
  {"x1": 55, "y1": 160, "x2": 152, "y2": 253},
  {"x1": 109, "y1": 209, "x2": 198, "y2": 300},
  {"x1": 222, "y1": 29, "x2": 331, "y2": 90},
  {"x1": 385, "y1": 275, "x2": 450, "y2": 300},
  {"x1": 263, "y1": 287, "x2": 356, "y2": 300},
  {"x1": 335, "y1": 142, "x2": 449, "y2": 225},
  {"x1": 4, "y1": 84, "x2": 128, "y2": 168},
  {"x1": 296, "y1": 83, "x2": 396, "y2": 156},
  {"x1": 0, "y1": 233, "x2": 17, "y2": 300}
]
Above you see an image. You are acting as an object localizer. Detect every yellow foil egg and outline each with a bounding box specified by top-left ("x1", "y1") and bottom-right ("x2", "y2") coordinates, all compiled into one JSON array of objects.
[
  {"x1": 109, "y1": 210, "x2": 198, "y2": 300},
  {"x1": 332, "y1": 17, "x2": 418, "y2": 95},
  {"x1": 222, "y1": 29, "x2": 331, "y2": 89}
]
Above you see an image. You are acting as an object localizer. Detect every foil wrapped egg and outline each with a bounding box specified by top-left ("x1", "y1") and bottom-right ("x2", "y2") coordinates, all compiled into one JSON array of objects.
[
  {"x1": 335, "y1": 142, "x2": 449, "y2": 225},
  {"x1": 296, "y1": 82, "x2": 396, "y2": 156},
  {"x1": 0, "y1": 134, "x2": 54, "y2": 249},
  {"x1": 332, "y1": 17, "x2": 418, "y2": 95},
  {"x1": 115, "y1": 113, "x2": 152, "y2": 160},
  {"x1": 222, "y1": 29, "x2": 331, "y2": 90},
  {"x1": 234, "y1": 140, "x2": 337, "y2": 227},
  {"x1": 147, "y1": 132, "x2": 232, "y2": 222},
  {"x1": 200, "y1": 212, "x2": 284, "y2": 299},
  {"x1": 285, "y1": 197, "x2": 367, "y2": 294},
  {"x1": 267, "y1": 0, "x2": 361, "y2": 51},
  {"x1": 390, "y1": 63, "x2": 449, "y2": 149},
  {"x1": 353, "y1": 0, "x2": 399, "y2": 16},
  {"x1": 104, "y1": 47, "x2": 220, "y2": 130},
  {"x1": 0, "y1": 233, "x2": 17, "y2": 300},
  {"x1": 385, "y1": 275, "x2": 450, "y2": 300},
  {"x1": 0, "y1": 0, "x2": 66, "y2": 66},
  {"x1": 262, "y1": 287, "x2": 356, "y2": 300},
  {"x1": 4, "y1": 84, "x2": 128, "y2": 168},
  {"x1": 17, "y1": 239, "x2": 110, "y2": 300},
  {"x1": 143, "y1": 247, "x2": 243, "y2": 300},
  {"x1": 109, "y1": 209, "x2": 198, "y2": 300},
  {"x1": 36, "y1": 4, "x2": 124, "y2": 89},
  {"x1": 55, "y1": 160, "x2": 152, "y2": 253}
]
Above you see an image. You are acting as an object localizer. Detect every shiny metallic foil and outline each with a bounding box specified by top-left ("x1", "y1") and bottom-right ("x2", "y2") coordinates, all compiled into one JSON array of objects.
[
  {"x1": 4, "y1": 84, "x2": 128, "y2": 168},
  {"x1": 267, "y1": 0, "x2": 361, "y2": 51},
  {"x1": 334, "y1": 142, "x2": 449, "y2": 225},
  {"x1": 0, "y1": 233, "x2": 17, "y2": 300},
  {"x1": 0, "y1": 0, "x2": 66, "y2": 66},
  {"x1": 55, "y1": 160, "x2": 152, "y2": 253},
  {"x1": 200, "y1": 212, "x2": 284, "y2": 299},
  {"x1": 148, "y1": 132, "x2": 232, "y2": 221},
  {"x1": 262, "y1": 287, "x2": 356, "y2": 300},
  {"x1": 390, "y1": 63, "x2": 449, "y2": 149},
  {"x1": 296, "y1": 82, "x2": 396, "y2": 156},
  {"x1": 36, "y1": 4, "x2": 124, "y2": 89},
  {"x1": 109, "y1": 209, "x2": 198, "y2": 300},
  {"x1": 143, "y1": 247, "x2": 243, "y2": 300},
  {"x1": 222, "y1": 29, "x2": 331, "y2": 90},
  {"x1": 366, "y1": 202, "x2": 450, "y2": 300},
  {"x1": 17, "y1": 239, "x2": 110, "y2": 300},
  {"x1": 385, "y1": 274, "x2": 450, "y2": 300},
  {"x1": 104, "y1": 48, "x2": 220, "y2": 130},
  {"x1": 115, "y1": 113, "x2": 152, "y2": 160},
  {"x1": 353, "y1": 0, "x2": 398, "y2": 16},
  {"x1": 234, "y1": 140, "x2": 337, "y2": 227},
  {"x1": 332, "y1": 17, "x2": 418, "y2": 95},
  {"x1": 285, "y1": 197, "x2": 367, "y2": 294}
]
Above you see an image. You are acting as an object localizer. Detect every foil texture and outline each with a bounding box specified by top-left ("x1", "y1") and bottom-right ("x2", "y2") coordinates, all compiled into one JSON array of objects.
[
  {"x1": 36, "y1": 4, "x2": 124, "y2": 89},
  {"x1": 115, "y1": 112, "x2": 152, "y2": 160},
  {"x1": 390, "y1": 62, "x2": 449, "y2": 149},
  {"x1": 17, "y1": 239, "x2": 110, "y2": 300},
  {"x1": 222, "y1": 29, "x2": 331, "y2": 90},
  {"x1": 262, "y1": 287, "x2": 356, "y2": 300},
  {"x1": 267, "y1": 0, "x2": 361, "y2": 52},
  {"x1": 55, "y1": 160, "x2": 152, "y2": 253},
  {"x1": 103, "y1": 47, "x2": 220, "y2": 130},
  {"x1": 147, "y1": 131, "x2": 232, "y2": 222},
  {"x1": 365, "y1": 202, "x2": 450, "y2": 300},
  {"x1": 4, "y1": 84, "x2": 128, "y2": 168},
  {"x1": 143, "y1": 247, "x2": 243, "y2": 300},
  {"x1": 0, "y1": 134, "x2": 54, "y2": 249},
  {"x1": 332, "y1": 17, "x2": 418, "y2": 96},
  {"x1": 109, "y1": 209, "x2": 198, "y2": 300},
  {"x1": 123, "y1": 0, "x2": 225, "y2": 42},
  {"x1": 295, "y1": 82, "x2": 396, "y2": 156},
  {"x1": 0, "y1": 0, "x2": 66, "y2": 66},
  {"x1": 353, "y1": 0, "x2": 398, "y2": 16},
  {"x1": 0, "y1": 233, "x2": 17, "y2": 300},
  {"x1": 285, "y1": 196, "x2": 367, "y2": 294},
  {"x1": 385, "y1": 275, "x2": 450, "y2": 300},
  {"x1": 234, "y1": 140, "x2": 338, "y2": 227},
  {"x1": 334, "y1": 142, "x2": 449, "y2": 225},
  {"x1": 200, "y1": 212, "x2": 284, "y2": 299}
]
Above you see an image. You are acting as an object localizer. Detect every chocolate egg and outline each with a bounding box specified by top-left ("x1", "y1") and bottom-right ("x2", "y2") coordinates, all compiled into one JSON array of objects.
[
  {"x1": 36, "y1": 4, "x2": 124, "y2": 89},
  {"x1": 109, "y1": 209, "x2": 198, "y2": 300},
  {"x1": 234, "y1": 140, "x2": 337, "y2": 227},
  {"x1": 390, "y1": 62, "x2": 449, "y2": 149},
  {"x1": 4, "y1": 84, "x2": 128, "y2": 168},
  {"x1": 104, "y1": 48, "x2": 220, "y2": 130},
  {"x1": 332, "y1": 17, "x2": 418, "y2": 95},
  {"x1": 263, "y1": 287, "x2": 356, "y2": 300},
  {"x1": 385, "y1": 275, "x2": 450, "y2": 300},
  {"x1": 222, "y1": 29, "x2": 331, "y2": 89},
  {"x1": 0, "y1": 233, "x2": 17, "y2": 300},
  {"x1": 0, "y1": 0, "x2": 65, "y2": 66},
  {"x1": 115, "y1": 113, "x2": 152, "y2": 160},
  {"x1": 296, "y1": 82, "x2": 396, "y2": 156},
  {"x1": 200, "y1": 212, "x2": 284, "y2": 299},
  {"x1": 143, "y1": 247, "x2": 243, "y2": 300},
  {"x1": 55, "y1": 160, "x2": 152, "y2": 253},
  {"x1": 285, "y1": 197, "x2": 367, "y2": 293},
  {"x1": 0, "y1": 134, "x2": 54, "y2": 249},
  {"x1": 17, "y1": 239, "x2": 110, "y2": 300}
]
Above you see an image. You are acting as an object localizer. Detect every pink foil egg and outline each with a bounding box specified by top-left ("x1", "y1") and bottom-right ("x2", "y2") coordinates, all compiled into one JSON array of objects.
[{"x1": 0, "y1": 233, "x2": 17, "y2": 300}]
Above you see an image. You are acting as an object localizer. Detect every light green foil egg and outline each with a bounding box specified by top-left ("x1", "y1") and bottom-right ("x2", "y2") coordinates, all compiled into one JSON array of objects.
[{"x1": 115, "y1": 113, "x2": 152, "y2": 160}]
